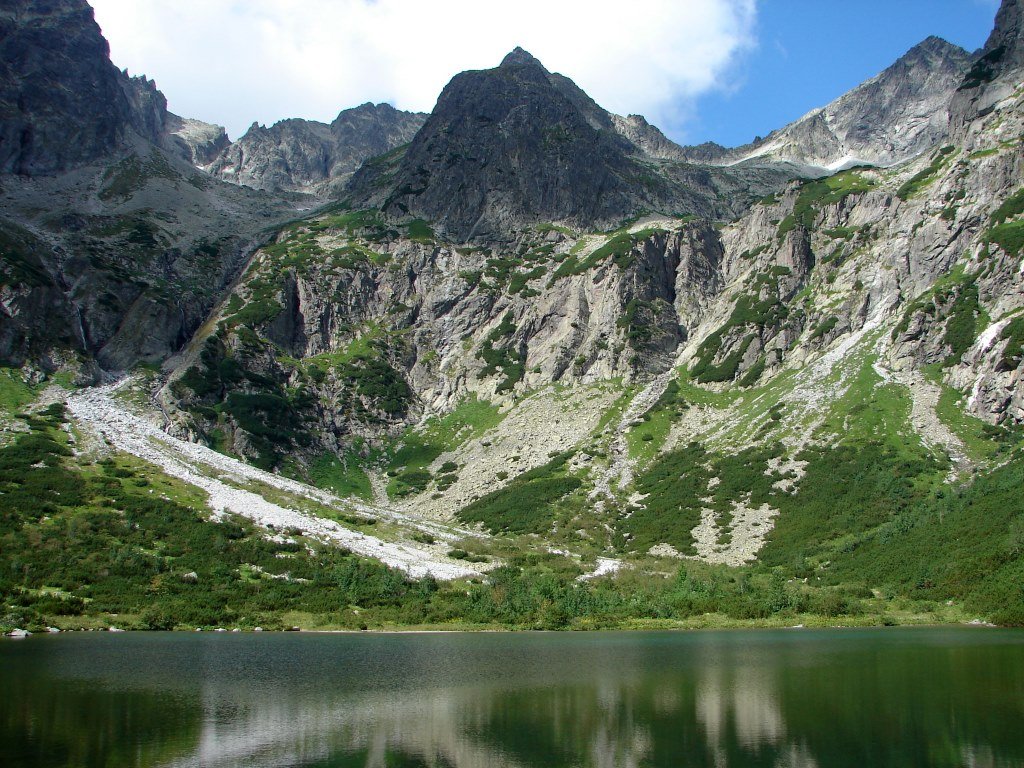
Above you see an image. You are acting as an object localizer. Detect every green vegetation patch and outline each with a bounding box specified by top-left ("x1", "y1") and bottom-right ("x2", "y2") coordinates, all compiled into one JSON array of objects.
[
  {"x1": 926, "y1": 370, "x2": 1008, "y2": 464},
  {"x1": 0, "y1": 405, "x2": 433, "y2": 633},
  {"x1": 306, "y1": 209, "x2": 390, "y2": 241},
  {"x1": 0, "y1": 367, "x2": 39, "y2": 415},
  {"x1": 989, "y1": 187, "x2": 1024, "y2": 227},
  {"x1": 477, "y1": 312, "x2": 525, "y2": 393},
  {"x1": 816, "y1": 352, "x2": 928, "y2": 460},
  {"x1": 891, "y1": 265, "x2": 986, "y2": 364},
  {"x1": 391, "y1": 468, "x2": 433, "y2": 498},
  {"x1": 306, "y1": 450, "x2": 374, "y2": 501},
  {"x1": 222, "y1": 391, "x2": 312, "y2": 469},
  {"x1": 760, "y1": 444, "x2": 936, "y2": 570},
  {"x1": 626, "y1": 379, "x2": 687, "y2": 461},
  {"x1": 986, "y1": 220, "x2": 1024, "y2": 257},
  {"x1": 827, "y1": 448, "x2": 1024, "y2": 626},
  {"x1": 690, "y1": 291, "x2": 788, "y2": 384},
  {"x1": 1000, "y1": 316, "x2": 1024, "y2": 370},
  {"x1": 619, "y1": 442, "x2": 783, "y2": 556},
  {"x1": 335, "y1": 356, "x2": 412, "y2": 418},
  {"x1": 457, "y1": 452, "x2": 581, "y2": 534},
  {"x1": 5, "y1": 405, "x2": 1023, "y2": 630},
  {"x1": 983, "y1": 184, "x2": 1024, "y2": 257},
  {"x1": 778, "y1": 170, "x2": 876, "y2": 237},
  {"x1": 809, "y1": 315, "x2": 840, "y2": 341},
  {"x1": 896, "y1": 146, "x2": 957, "y2": 201},
  {"x1": 940, "y1": 279, "x2": 982, "y2": 367},
  {"x1": 551, "y1": 228, "x2": 664, "y2": 280},
  {"x1": 406, "y1": 219, "x2": 435, "y2": 244},
  {"x1": 386, "y1": 396, "x2": 504, "y2": 497}
]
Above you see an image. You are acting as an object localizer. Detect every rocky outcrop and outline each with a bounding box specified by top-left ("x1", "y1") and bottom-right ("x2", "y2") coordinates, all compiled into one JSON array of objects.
[
  {"x1": 950, "y1": 0, "x2": 1024, "y2": 139},
  {"x1": 350, "y1": 48, "x2": 650, "y2": 239},
  {"x1": 165, "y1": 114, "x2": 230, "y2": 166},
  {"x1": 609, "y1": 114, "x2": 688, "y2": 161},
  {"x1": 982, "y1": 0, "x2": 1024, "y2": 73},
  {"x1": 349, "y1": 48, "x2": 791, "y2": 241},
  {"x1": 163, "y1": 213, "x2": 735, "y2": 466},
  {"x1": 206, "y1": 103, "x2": 426, "y2": 196},
  {"x1": 0, "y1": 0, "x2": 299, "y2": 372},
  {"x1": 0, "y1": 0, "x2": 139, "y2": 175},
  {"x1": 689, "y1": 37, "x2": 971, "y2": 172}
]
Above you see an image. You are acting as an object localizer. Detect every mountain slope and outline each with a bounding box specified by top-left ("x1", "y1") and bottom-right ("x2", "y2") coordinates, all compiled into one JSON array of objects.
[
  {"x1": 348, "y1": 48, "x2": 793, "y2": 240},
  {"x1": 0, "y1": 0, "x2": 297, "y2": 372},
  {"x1": 688, "y1": 37, "x2": 971, "y2": 172},
  {"x1": 4, "y1": 0, "x2": 1024, "y2": 633},
  {"x1": 206, "y1": 103, "x2": 427, "y2": 196}
]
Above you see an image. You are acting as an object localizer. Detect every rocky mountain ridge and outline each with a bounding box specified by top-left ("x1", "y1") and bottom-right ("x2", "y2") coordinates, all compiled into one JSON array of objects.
[
  {"x1": 3, "y1": 0, "x2": 1024, "y2": 616},
  {"x1": 154, "y1": 1, "x2": 1024, "y2": 554},
  {"x1": 205, "y1": 103, "x2": 427, "y2": 197},
  {"x1": 347, "y1": 48, "x2": 794, "y2": 241},
  {"x1": 0, "y1": 0, "x2": 301, "y2": 372},
  {"x1": 681, "y1": 36, "x2": 972, "y2": 172}
]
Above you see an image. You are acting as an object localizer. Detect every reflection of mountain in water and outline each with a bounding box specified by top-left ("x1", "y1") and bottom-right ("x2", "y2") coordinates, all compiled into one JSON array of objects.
[{"x1": 4, "y1": 632, "x2": 1024, "y2": 768}]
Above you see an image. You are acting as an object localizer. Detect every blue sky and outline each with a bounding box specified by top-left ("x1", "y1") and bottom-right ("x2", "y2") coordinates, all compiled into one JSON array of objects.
[
  {"x1": 692, "y1": 0, "x2": 999, "y2": 147},
  {"x1": 91, "y1": 0, "x2": 1000, "y2": 148}
]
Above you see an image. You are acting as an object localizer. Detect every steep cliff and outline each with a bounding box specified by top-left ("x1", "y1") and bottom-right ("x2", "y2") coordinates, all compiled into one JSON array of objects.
[
  {"x1": 0, "y1": 0, "x2": 138, "y2": 175},
  {"x1": 0, "y1": 0, "x2": 297, "y2": 373}
]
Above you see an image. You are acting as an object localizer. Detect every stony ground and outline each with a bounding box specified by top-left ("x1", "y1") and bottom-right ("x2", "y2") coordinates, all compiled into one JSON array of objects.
[
  {"x1": 67, "y1": 380, "x2": 484, "y2": 580},
  {"x1": 407, "y1": 383, "x2": 623, "y2": 520}
]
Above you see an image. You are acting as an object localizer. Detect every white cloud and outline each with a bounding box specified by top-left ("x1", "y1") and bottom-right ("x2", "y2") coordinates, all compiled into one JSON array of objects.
[{"x1": 90, "y1": 0, "x2": 757, "y2": 142}]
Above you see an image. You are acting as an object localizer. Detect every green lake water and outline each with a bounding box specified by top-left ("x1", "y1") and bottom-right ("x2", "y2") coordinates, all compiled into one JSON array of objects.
[{"x1": 2, "y1": 627, "x2": 1023, "y2": 767}]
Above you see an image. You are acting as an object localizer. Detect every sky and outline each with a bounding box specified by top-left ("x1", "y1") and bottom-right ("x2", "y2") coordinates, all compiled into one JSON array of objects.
[{"x1": 89, "y1": 0, "x2": 1001, "y2": 148}]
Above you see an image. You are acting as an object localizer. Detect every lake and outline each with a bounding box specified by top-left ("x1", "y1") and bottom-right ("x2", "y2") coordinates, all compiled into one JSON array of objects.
[{"x1": 2, "y1": 628, "x2": 1023, "y2": 767}]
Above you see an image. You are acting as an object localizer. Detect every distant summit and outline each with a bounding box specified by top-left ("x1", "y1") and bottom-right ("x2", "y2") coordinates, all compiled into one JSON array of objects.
[
  {"x1": 683, "y1": 35, "x2": 971, "y2": 172},
  {"x1": 348, "y1": 49, "x2": 783, "y2": 239},
  {"x1": 500, "y1": 47, "x2": 545, "y2": 69},
  {"x1": 205, "y1": 103, "x2": 426, "y2": 196}
]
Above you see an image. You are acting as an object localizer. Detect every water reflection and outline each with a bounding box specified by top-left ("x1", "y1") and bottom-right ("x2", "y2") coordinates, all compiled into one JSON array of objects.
[{"x1": 3, "y1": 629, "x2": 1024, "y2": 768}]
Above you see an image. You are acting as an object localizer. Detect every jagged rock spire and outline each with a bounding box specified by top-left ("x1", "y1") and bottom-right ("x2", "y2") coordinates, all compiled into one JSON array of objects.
[{"x1": 989, "y1": 0, "x2": 1024, "y2": 67}]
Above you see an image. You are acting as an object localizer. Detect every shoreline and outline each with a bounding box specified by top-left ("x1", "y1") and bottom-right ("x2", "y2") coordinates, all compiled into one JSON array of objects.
[{"x1": 3, "y1": 615, "x2": 1005, "y2": 638}]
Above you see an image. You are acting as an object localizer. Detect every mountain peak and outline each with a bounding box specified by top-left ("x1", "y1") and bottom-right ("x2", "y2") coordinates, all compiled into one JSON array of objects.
[
  {"x1": 349, "y1": 45, "x2": 681, "y2": 239},
  {"x1": 908, "y1": 36, "x2": 964, "y2": 56},
  {"x1": 500, "y1": 47, "x2": 546, "y2": 70}
]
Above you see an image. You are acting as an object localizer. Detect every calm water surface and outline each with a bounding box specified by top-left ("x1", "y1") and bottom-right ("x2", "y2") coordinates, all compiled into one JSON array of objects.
[{"x1": 3, "y1": 627, "x2": 1024, "y2": 767}]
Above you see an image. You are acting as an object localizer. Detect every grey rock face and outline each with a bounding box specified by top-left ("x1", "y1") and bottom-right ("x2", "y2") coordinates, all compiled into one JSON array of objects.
[
  {"x1": 166, "y1": 215, "x2": 731, "y2": 466},
  {"x1": 0, "y1": 0, "x2": 228, "y2": 176},
  {"x1": 0, "y1": 0, "x2": 136, "y2": 175},
  {"x1": 164, "y1": 114, "x2": 230, "y2": 166},
  {"x1": 206, "y1": 103, "x2": 426, "y2": 196},
  {"x1": 985, "y1": 0, "x2": 1024, "y2": 73},
  {"x1": 350, "y1": 48, "x2": 653, "y2": 239},
  {"x1": 689, "y1": 37, "x2": 971, "y2": 172},
  {"x1": 0, "y1": 147, "x2": 297, "y2": 371},
  {"x1": 0, "y1": 0, "x2": 298, "y2": 371},
  {"x1": 349, "y1": 48, "x2": 792, "y2": 241},
  {"x1": 609, "y1": 114, "x2": 687, "y2": 161},
  {"x1": 950, "y1": 0, "x2": 1024, "y2": 138}
]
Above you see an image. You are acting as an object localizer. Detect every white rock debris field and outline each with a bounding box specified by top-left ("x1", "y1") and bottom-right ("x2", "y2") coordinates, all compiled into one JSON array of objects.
[{"x1": 67, "y1": 382, "x2": 482, "y2": 580}]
